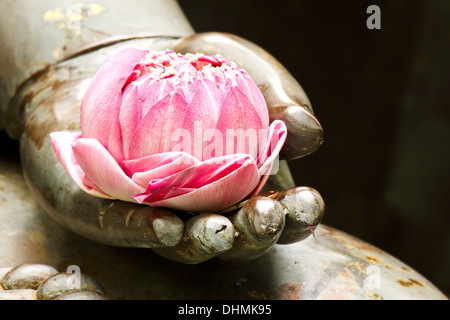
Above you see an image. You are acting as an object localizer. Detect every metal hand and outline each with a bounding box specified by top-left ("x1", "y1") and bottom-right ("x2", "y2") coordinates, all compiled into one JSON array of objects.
[{"x1": 1, "y1": 1, "x2": 325, "y2": 264}]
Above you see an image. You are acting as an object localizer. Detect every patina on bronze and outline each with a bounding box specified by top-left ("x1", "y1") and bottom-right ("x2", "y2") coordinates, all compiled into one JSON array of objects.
[{"x1": 0, "y1": 263, "x2": 109, "y2": 300}]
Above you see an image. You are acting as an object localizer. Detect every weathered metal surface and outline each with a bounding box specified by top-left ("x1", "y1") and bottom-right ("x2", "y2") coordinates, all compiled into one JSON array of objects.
[
  {"x1": 0, "y1": 262, "x2": 108, "y2": 300},
  {"x1": 153, "y1": 214, "x2": 236, "y2": 264},
  {"x1": 0, "y1": 0, "x2": 194, "y2": 137},
  {"x1": 277, "y1": 187, "x2": 325, "y2": 244},
  {"x1": 1, "y1": 264, "x2": 59, "y2": 290},
  {"x1": 0, "y1": 157, "x2": 446, "y2": 299},
  {"x1": 218, "y1": 197, "x2": 285, "y2": 262},
  {"x1": 0, "y1": 289, "x2": 38, "y2": 300},
  {"x1": 36, "y1": 272, "x2": 105, "y2": 300},
  {"x1": 55, "y1": 290, "x2": 109, "y2": 300}
]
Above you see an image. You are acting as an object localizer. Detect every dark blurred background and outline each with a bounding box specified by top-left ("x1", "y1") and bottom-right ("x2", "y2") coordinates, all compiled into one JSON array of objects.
[{"x1": 178, "y1": 0, "x2": 450, "y2": 294}]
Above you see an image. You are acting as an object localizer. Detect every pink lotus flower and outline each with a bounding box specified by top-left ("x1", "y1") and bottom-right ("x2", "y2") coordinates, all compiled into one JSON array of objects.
[{"x1": 50, "y1": 48, "x2": 287, "y2": 212}]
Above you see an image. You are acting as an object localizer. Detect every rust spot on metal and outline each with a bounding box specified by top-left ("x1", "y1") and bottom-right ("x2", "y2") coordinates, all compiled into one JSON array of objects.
[
  {"x1": 401, "y1": 266, "x2": 410, "y2": 271},
  {"x1": 24, "y1": 76, "x2": 82, "y2": 150},
  {"x1": 365, "y1": 290, "x2": 383, "y2": 300},
  {"x1": 397, "y1": 280, "x2": 412, "y2": 287},
  {"x1": 24, "y1": 111, "x2": 59, "y2": 150},
  {"x1": 246, "y1": 290, "x2": 268, "y2": 300},
  {"x1": 366, "y1": 256, "x2": 379, "y2": 263},
  {"x1": 346, "y1": 261, "x2": 366, "y2": 274},
  {"x1": 43, "y1": 3, "x2": 106, "y2": 40},
  {"x1": 18, "y1": 92, "x2": 35, "y2": 119},
  {"x1": 397, "y1": 278, "x2": 425, "y2": 288},
  {"x1": 278, "y1": 282, "x2": 302, "y2": 300},
  {"x1": 409, "y1": 278, "x2": 424, "y2": 287},
  {"x1": 259, "y1": 190, "x2": 279, "y2": 199},
  {"x1": 257, "y1": 83, "x2": 269, "y2": 92},
  {"x1": 65, "y1": 122, "x2": 81, "y2": 130}
]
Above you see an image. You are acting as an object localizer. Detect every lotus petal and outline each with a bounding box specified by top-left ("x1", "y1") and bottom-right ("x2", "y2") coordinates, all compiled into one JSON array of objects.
[
  {"x1": 49, "y1": 131, "x2": 113, "y2": 199},
  {"x1": 122, "y1": 152, "x2": 199, "y2": 187},
  {"x1": 251, "y1": 120, "x2": 288, "y2": 195},
  {"x1": 213, "y1": 86, "x2": 264, "y2": 158},
  {"x1": 72, "y1": 138, "x2": 145, "y2": 202},
  {"x1": 127, "y1": 92, "x2": 188, "y2": 159},
  {"x1": 81, "y1": 48, "x2": 148, "y2": 162},
  {"x1": 134, "y1": 154, "x2": 260, "y2": 212}
]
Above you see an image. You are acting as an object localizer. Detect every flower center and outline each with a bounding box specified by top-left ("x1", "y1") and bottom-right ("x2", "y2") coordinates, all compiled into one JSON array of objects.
[
  {"x1": 126, "y1": 50, "x2": 243, "y2": 91},
  {"x1": 191, "y1": 55, "x2": 222, "y2": 70}
]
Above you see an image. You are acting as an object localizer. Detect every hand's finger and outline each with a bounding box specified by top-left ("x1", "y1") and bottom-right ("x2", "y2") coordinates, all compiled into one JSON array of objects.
[
  {"x1": 55, "y1": 290, "x2": 109, "y2": 300},
  {"x1": 151, "y1": 214, "x2": 235, "y2": 264},
  {"x1": 1, "y1": 264, "x2": 58, "y2": 290},
  {"x1": 276, "y1": 187, "x2": 325, "y2": 244},
  {"x1": 218, "y1": 196, "x2": 285, "y2": 262},
  {"x1": 175, "y1": 32, "x2": 324, "y2": 160},
  {"x1": 36, "y1": 272, "x2": 105, "y2": 300},
  {"x1": 96, "y1": 201, "x2": 184, "y2": 248},
  {"x1": 0, "y1": 263, "x2": 109, "y2": 300}
]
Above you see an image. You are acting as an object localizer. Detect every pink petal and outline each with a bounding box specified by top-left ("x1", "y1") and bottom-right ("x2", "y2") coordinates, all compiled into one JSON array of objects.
[
  {"x1": 127, "y1": 92, "x2": 188, "y2": 159},
  {"x1": 213, "y1": 86, "x2": 264, "y2": 159},
  {"x1": 119, "y1": 84, "x2": 142, "y2": 159},
  {"x1": 139, "y1": 78, "x2": 175, "y2": 116},
  {"x1": 122, "y1": 152, "x2": 199, "y2": 187},
  {"x1": 251, "y1": 120, "x2": 288, "y2": 196},
  {"x1": 162, "y1": 187, "x2": 196, "y2": 199},
  {"x1": 180, "y1": 78, "x2": 222, "y2": 160},
  {"x1": 142, "y1": 154, "x2": 250, "y2": 200},
  {"x1": 81, "y1": 48, "x2": 148, "y2": 162},
  {"x1": 235, "y1": 73, "x2": 269, "y2": 127},
  {"x1": 134, "y1": 154, "x2": 260, "y2": 212},
  {"x1": 49, "y1": 131, "x2": 113, "y2": 199},
  {"x1": 120, "y1": 78, "x2": 177, "y2": 159},
  {"x1": 173, "y1": 62, "x2": 197, "y2": 103},
  {"x1": 72, "y1": 138, "x2": 145, "y2": 202}
]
